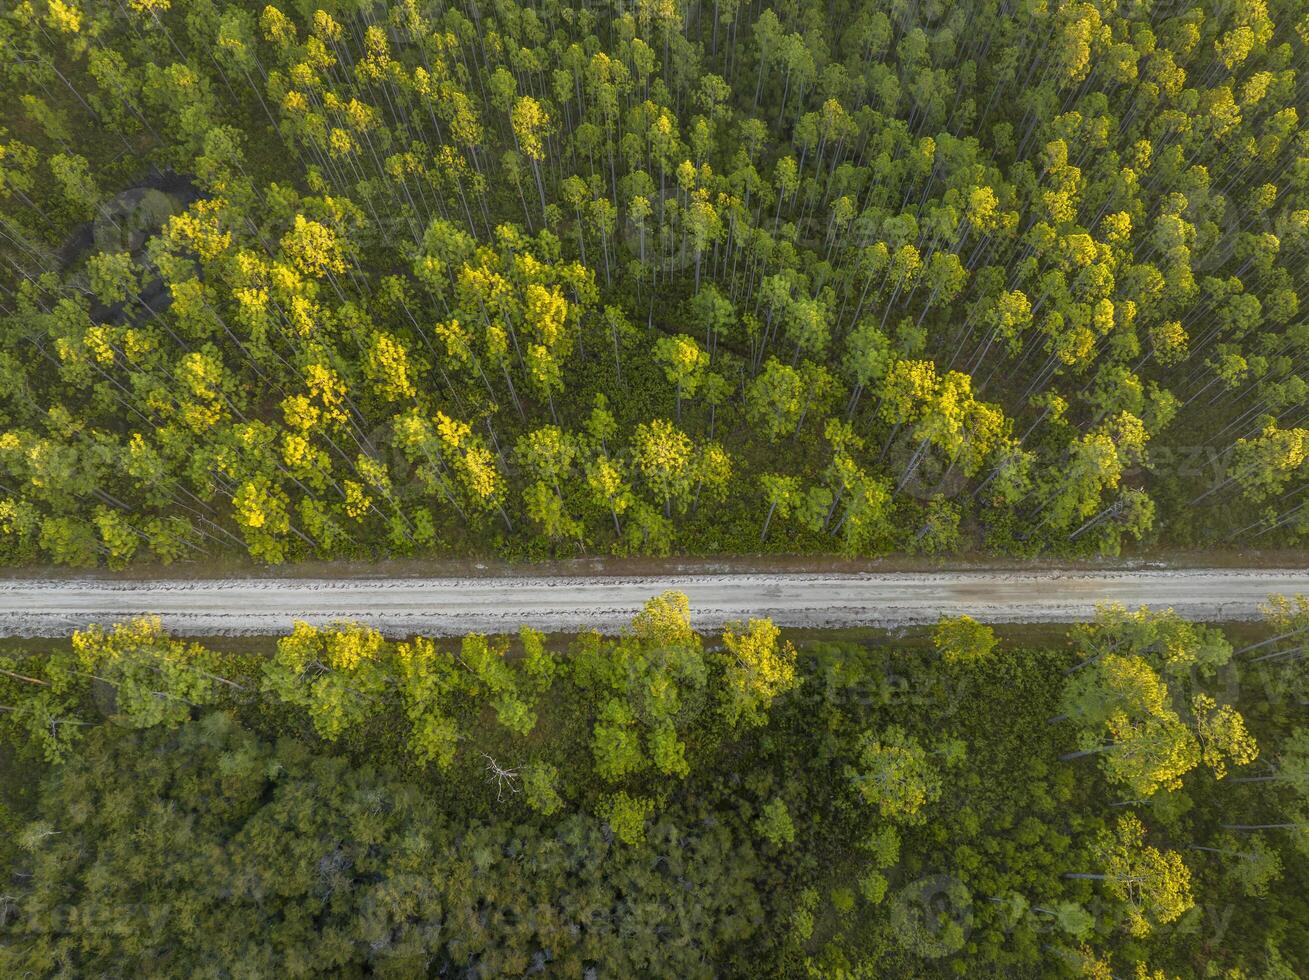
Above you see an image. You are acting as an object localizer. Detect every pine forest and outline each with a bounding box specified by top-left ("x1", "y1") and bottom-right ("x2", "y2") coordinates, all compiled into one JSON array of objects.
[{"x1": 1, "y1": 0, "x2": 1307, "y2": 566}]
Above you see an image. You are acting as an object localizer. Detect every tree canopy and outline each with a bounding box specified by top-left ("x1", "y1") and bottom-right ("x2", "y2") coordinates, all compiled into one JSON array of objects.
[
  {"x1": 0, "y1": 0, "x2": 1305, "y2": 567},
  {"x1": 1, "y1": 600, "x2": 1307, "y2": 976}
]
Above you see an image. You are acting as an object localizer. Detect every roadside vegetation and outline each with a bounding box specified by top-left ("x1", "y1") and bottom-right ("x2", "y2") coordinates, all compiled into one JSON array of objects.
[{"x1": 1, "y1": 595, "x2": 1307, "y2": 976}]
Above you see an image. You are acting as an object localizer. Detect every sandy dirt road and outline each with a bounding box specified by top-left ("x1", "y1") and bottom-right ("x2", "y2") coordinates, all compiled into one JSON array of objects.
[{"x1": 0, "y1": 568, "x2": 1306, "y2": 637}]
